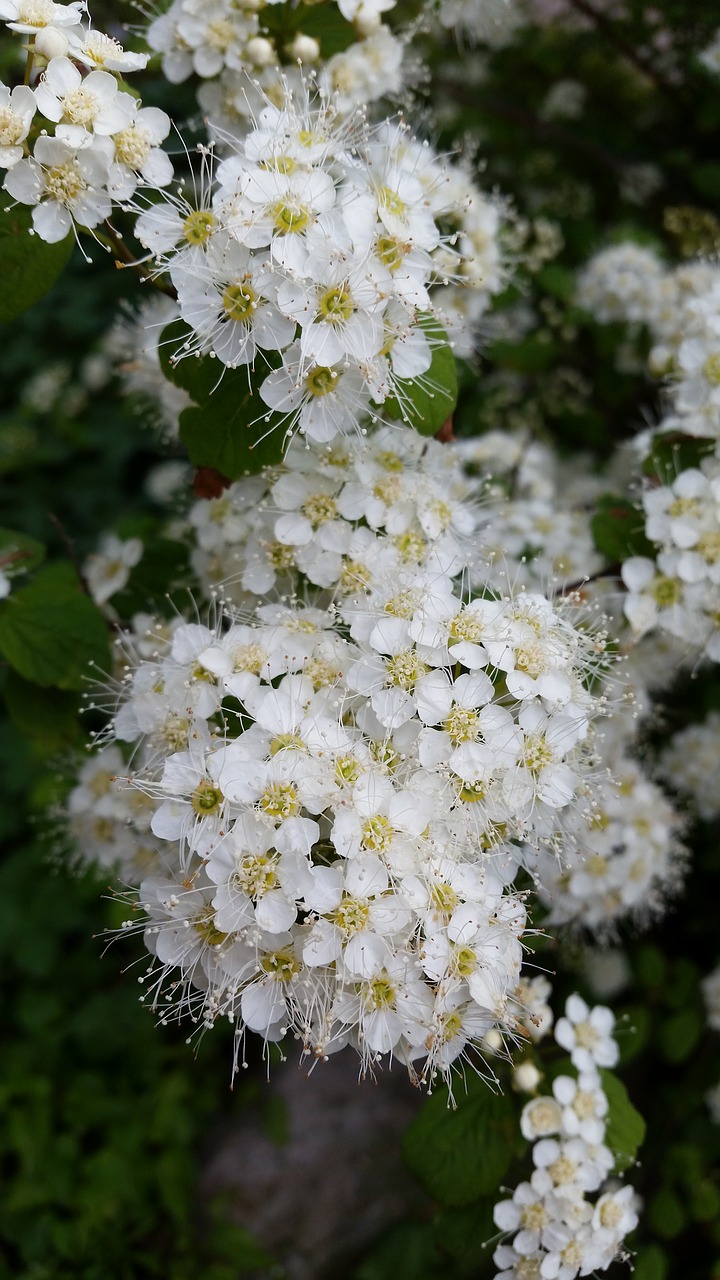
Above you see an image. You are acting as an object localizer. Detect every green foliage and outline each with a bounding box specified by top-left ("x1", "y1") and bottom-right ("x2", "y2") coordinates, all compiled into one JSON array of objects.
[
  {"x1": 384, "y1": 318, "x2": 458, "y2": 436},
  {"x1": 0, "y1": 527, "x2": 45, "y2": 578},
  {"x1": 3, "y1": 670, "x2": 82, "y2": 750},
  {"x1": 600, "y1": 1069, "x2": 647, "y2": 1173},
  {"x1": 0, "y1": 562, "x2": 111, "y2": 691},
  {"x1": 402, "y1": 1079, "x2": 517, "y2": 1207},
  {"x1": 591, "y1": 494, "x2": 655, "y2": 562},
  {"x1": 160, "y1": 321, "x2": 287, "y2": 477},
  {"x1": 643, "y1": 434, "x2": 717, "y2": 485},
  {"x1": 0, "y1": 205, "x2": 74, "y2": 324}
]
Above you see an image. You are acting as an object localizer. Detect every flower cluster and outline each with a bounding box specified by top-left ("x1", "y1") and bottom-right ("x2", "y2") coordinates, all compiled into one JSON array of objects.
[
  {"x1": 535, "y1": 755, "x2": 685, "y2": 933},
  {"x1": 492, "y1": 994, "x2": 640, "y2": 1280},
  {"x1": 1, "y1": 0, "x2": 172, "y2": 241},
  {"x1": 132, "y1": 90, "x2": 503, "y2": 440},
  {"x1": 145, "y1": 0, "x2": 406, "y2": 121},
  {"x1": 180, "y1": 425, "x2": 474, "y2": 602},
  {"x1": 657, "y1": 710, "x2": 720, "y2": 822},
  {"x1": 66, "y1": 423, "x2": 614, "y2": 1081},
  {"x1": 622, "y1": 460, "x2": 720, "y2": 663}
]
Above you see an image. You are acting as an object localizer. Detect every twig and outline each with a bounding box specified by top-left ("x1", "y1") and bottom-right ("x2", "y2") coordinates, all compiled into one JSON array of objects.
[
  {"x1": 564, "y1": 0, "x2": 687, "y2": 110},
  {"x1": 97, "y1": 221, "x2": 177, "y2": 299}
]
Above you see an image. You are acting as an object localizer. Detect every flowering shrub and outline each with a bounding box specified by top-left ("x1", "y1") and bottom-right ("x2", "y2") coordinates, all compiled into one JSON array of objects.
[{"x1": 2, "y1": 1, "x2": 720, "y2": 1278}]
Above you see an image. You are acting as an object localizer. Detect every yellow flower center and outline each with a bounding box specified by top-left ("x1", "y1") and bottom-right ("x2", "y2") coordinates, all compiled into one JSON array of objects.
[
  {"x1": 233, "y1": 852, "x2": 279, "y2": 898},
  {"x1": 191, "y1": 780, "x2": 224, "y2": 816},
  {"x1": 260, "y1": 782, "x2": 300, "y2": 819},
  {"x1": 183, "y1": 209, "x2": 216, "y2": 245},
  {"x1": 114, "y1": 123, "x2": 153, "y2": 169},
  {"x1": 223, "y1": 281, "x2": 257, "y2": 323},
  {"x1": 444, "y1": 705, "x2": 482, "y2": 745},
  {"x1": 272, "y1": 199, "x2": 311, "y2": 235},
  {"x1": 45, "y1": 159, "x2": 85, "y2": 204},
  {"x1": 385, "y1": 649, "x2": 429, "y2": 690},
  {"x1": 62, "y1": 86, "x2": 98, "y2": 125},
  {"x1": 318, "y1": 284, "x2": 354, "y2": 323},
  {"x1": 302, "y1": 492, "x2": 337, "y2": 526},
  {"x1": 361, "y1": 814, "x2": 393, "y2": 852},
  {"x1": 305, "y1": 365, "x2": 337, "y2": 398}
]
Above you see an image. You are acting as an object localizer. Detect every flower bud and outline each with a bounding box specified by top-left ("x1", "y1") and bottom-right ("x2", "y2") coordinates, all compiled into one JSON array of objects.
[
  {"x1": 34, "y1": 27, "x2": 70, "y2": 60},
  {"x1": 513, "y1": 1061, "x2": 542, "y2": 1094},
  {"x1": 355, "y1": 7, "x2": 382, "y2": 36},
  {"x1": 246, "y1": 36, "x2": 276, "y2": 67},
  {"x1": 288, "y1": 33, "x2": 320, "y2": 63}
]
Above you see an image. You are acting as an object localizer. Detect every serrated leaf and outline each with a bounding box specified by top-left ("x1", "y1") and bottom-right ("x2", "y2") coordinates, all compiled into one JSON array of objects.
[
  {"x1": 0, "y1": 527, "x2": 45, "y2": 577},
  {"x1": 600, "y1": 1069, "x2": 646, "y2": 1173},
  {"x1": 0, "y1": 562, "x2": 111, "y2": 691},
  {"x1": 3, "y1": 670, "x2": 81, "y2": 749},
  {"x1": 385, "y1": 317, "x2": 458, "y2": 436},
  {"x1": 0, "y1": 204, "x2": 74, "y2": 324},
  {"x1": 402, "y1": 1079, "x2": 516, "y2": 1207},
  {"x1": 591, "y1": 494, "x2": 654, "y2": 563}
]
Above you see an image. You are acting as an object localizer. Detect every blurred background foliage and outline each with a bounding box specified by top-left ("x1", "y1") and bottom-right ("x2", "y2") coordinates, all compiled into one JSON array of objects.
[{"x1": 2, "y1": 0, "x2": 720, "y2": 1276}]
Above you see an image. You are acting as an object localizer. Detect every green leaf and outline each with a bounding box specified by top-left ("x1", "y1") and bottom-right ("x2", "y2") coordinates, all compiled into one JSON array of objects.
[
  {"x1": 0, "y1": 204, "x2": 74, "y2": 324},
  {"x1": 643, "y1": 433, "x2": 716, "y2": 486},
  {"x1": 402, "y1": 1079, "x2": 516, "y2": 1207},
  {"x1": 591, "y1": 493, "x2": 654, "y2": 563},
  {"x1": 179, "y1": 386, "x2": 286, "y2": 479},
  {"x1": 632, "y1": 1245, "x2": 669, "y2": 1280},
  {"x1": 658, "y1": 1008, "x2": 702, "y2": 1064},
  {"x1": 536, "y1": 263, "x2": 575, "y2": 300},
  {"x1": 600, "y1": 1070, "x2": 646, "y2": 1173},
  {"x1": 0, "y1": 527, "x2": 45, "y2": 578},
  {"x1": 0, "y1": 562, "x2": 111, "y2": 691},
  {"x1": 160, "y1": 321, "x2": 287, "y2": 478},
  {"x1": 384, "y1": 317, "x2": 458, "y2": 436},
  {"x1": 3, "y1": 670, "x2": 81, "y2": 750}
]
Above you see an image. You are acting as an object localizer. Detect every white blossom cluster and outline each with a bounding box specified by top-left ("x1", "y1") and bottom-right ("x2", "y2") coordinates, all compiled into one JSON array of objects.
[
  {"x1": 657, "y1": 710, "x2": 720, "y2": 822},
  {"x1": 145, "y1": 0, "x2": 406, "y2": 123},
  {"x1": 178, "y1": 425, "x2": 474, "y2": 604},
  {"x1": 454, "y1": 430, "x2": 606, "y2": 592},
  {"x1": 130, "y1": 89, "x2": 504, "y2": 440},
  {"x1": 65, "y1": 422, "x2": 616, "y2": 1081},
  {"x1": 1, "y1": 0, "x2": 172, "y2": 241},
  {"x1": 575, "y1": 244, "x2": 720, "y2": 663},
  {"x1": 492, "y1": 994, "x2": 640, "y2": 1280},
  {"x1": 535, "y1": 754, "x2": 685, "y2": 933},
  {"x1": 621, "y1": 460, "x2": 720, "y2": 662}
]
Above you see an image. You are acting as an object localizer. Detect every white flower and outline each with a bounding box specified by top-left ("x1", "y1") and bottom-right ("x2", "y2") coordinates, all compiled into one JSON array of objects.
[
  {"x1": 34, "y1": 57, "x2": 134, "y2": 147},
  {"x1": 173, "y1": 236, "x2": 295, "y2": 368},
  {"x1": 84, "y1": 533, "x2": 143, "y2": 605},
  {"x1": 0, "y1": 0, "x2": 83, "y2": 33},
  {"x1": 4, "y1": 133, "x2": 112, "y2": 241},
  {"x1": 0, "y1": 83, "x2": 36, "y2": 169},
  {"x1": 554, "y1": 995, "x2": 619, "y2": 1072},
  {"x1": 66, "y1": 26, "x2": 149, "y2": 71}
]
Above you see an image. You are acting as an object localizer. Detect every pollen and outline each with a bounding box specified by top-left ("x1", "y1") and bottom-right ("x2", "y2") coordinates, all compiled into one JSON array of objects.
[
  {"x1": 114, "y1": 123, "x2": 153, "y2": 169},
  {"x1": 385, "y1": 648, "x2": 429, "y2": 690},
  {"x1": 302, "y1": 492, "x2": 337, "y2": 526},
  {"x1": 260, "y1": 781, "x2": 300, "y2": 819},
  {"x1": 45, "y1": 159, "x2": 85, "y2": 205}
]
